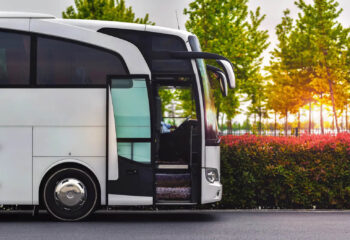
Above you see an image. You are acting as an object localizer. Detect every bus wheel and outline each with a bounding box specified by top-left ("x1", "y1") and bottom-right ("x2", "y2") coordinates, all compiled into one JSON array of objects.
[{"x1": 43, "y1": 168, "x2": 98, "y2": 221}]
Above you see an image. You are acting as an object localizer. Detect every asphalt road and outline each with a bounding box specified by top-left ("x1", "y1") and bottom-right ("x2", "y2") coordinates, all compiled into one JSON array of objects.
[{"x1": 0, "y1": 210, "x2": 350, "y2": 240}]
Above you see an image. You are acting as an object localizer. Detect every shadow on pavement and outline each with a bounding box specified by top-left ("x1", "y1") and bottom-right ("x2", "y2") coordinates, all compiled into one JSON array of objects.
[
  {"x1": 0, "y1": 211, "x2": 217, "y2": 223},
  {"x1": 89, "y1": 212, "x2": 217, "y2": 223}
]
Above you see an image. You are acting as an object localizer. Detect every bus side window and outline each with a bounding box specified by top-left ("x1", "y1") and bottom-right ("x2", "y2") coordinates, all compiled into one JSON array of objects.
[
  {"x1": 37, "y1": 37, "x2": 127, "y2": 86},
  {"x1": 0, "y1": 31, "x2": 30, "y2": 85}
]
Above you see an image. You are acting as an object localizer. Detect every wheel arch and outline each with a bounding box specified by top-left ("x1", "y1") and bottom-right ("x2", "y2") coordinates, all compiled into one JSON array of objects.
[{"x1": 38, "y1": 161, "x2": 102, "y2": 207}]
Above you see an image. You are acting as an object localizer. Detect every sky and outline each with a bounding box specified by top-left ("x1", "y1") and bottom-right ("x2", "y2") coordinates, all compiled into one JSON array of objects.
[
  {"x1": 2, "y1": 0, "x2": 350, "y2": 65},
  {"x1": 1, "y1": 0, "x2": 350, "y2": 124}
]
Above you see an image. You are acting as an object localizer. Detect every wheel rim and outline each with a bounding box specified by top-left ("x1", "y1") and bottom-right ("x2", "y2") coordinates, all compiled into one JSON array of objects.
[{"x1": 54, "y1": 178, "x2": 87, "y2": 211}]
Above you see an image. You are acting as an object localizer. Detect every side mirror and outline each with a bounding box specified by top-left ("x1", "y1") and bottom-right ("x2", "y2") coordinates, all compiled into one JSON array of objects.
[
  {"x1": 217, "y1": 60, "x2": 235, "y2": 89},
  {"x1": 207, "y1": 65, "x2": 228, "y2": 97}
]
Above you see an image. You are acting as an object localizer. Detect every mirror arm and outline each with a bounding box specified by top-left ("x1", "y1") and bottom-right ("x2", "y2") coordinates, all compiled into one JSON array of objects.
[
  {"x1": 206, "y1": 64, "x2": 228, "y2": 97},
  {"x1": 206, "y1": 64, "x2": 222, "y2": 73}
]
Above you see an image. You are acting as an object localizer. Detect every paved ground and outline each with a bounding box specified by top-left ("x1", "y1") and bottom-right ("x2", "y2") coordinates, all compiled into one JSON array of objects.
[{"x1": 0, "y1": 210, "x2": 350, "y2": 240}]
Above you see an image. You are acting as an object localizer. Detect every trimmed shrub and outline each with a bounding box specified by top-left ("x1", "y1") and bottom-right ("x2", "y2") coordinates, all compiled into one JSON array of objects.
[{"x1": 219, "y1": 134, "x2": 350, "y2": 209}]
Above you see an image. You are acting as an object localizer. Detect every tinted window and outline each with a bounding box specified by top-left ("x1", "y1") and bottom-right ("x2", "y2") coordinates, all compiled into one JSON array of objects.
[
  {"x1": 37, "y1": 37, "x2": 127, "y2": 85},
  {"x1": 151, "y1": 35, "x2": 185, "y2": 51},
  {"x1": 98, "y1": 29, "x2": 193, "y2": 75},
  {"x1": 0, "y1": 31, "x2": 30, "y2": 85},
  {"x1": 111, "y1": 78, "x2": 151, "y2": 163}
]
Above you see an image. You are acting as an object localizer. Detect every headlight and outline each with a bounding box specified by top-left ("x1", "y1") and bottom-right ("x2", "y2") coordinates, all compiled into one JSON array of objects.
[{"x1": 205, "y1": 168, "x2": 219, "y2": 183}]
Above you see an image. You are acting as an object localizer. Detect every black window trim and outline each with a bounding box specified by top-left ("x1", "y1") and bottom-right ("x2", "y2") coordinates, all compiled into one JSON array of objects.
[
  {"x1": 98, "y1": 28, "x2": 193, "y2": 76},
  {"x1": 0, "y1": 27, "x2": 130, "y2": 88}
]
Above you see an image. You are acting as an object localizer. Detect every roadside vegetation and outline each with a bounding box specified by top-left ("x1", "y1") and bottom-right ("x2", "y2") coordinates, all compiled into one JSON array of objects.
[{"x1": 220, "y1": 134, "x2": 350, "y2": 209}]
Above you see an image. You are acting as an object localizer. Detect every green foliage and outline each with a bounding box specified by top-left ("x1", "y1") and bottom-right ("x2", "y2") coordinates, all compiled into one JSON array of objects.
[
  {"x1": 184, "y1": 0, "x2": 269, "y2": 126},
  {"x1": 158, "y1": 88, "x2": 173, "y2": 114},
  {"x1": 63, "y1": 0, "x2": 154, "y2": 24},
  {"x1": 219, "y1": 134, "x2": 350, "y2": 209},
  {"x1": 176, "y1": 88, "x2": 197, "y2": 118}
]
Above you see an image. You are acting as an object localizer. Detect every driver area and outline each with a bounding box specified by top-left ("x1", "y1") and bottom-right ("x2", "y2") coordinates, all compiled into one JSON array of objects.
[{"x1": 155, "y1": 84, "x2": 197, "y2": 166}]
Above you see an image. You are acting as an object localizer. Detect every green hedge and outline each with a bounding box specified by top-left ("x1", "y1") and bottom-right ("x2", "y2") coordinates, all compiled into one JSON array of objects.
[{"x1": 219, "y1": 134, "x2": 350, "y2": 209}]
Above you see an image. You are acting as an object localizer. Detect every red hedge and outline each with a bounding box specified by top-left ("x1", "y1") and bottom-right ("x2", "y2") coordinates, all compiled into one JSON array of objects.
[
  {"x1": 219, "y1": 134, "x2": 350, "y2": 209},
  {"x1": 222, "y1": 133, "x2": 350, "y2": 151}
]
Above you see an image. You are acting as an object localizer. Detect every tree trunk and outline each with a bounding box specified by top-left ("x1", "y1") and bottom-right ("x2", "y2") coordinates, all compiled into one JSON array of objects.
[
  {"x1": 221, "y1": 114, "x2": 225, "y2": 130},
  {"x1": 227, "y1": 119, "x2": 232, "y2": 135},
  {"x1": 326, "y1": 69, "x2": 340, "y2": 133},
  {"x1": 254, "y1": 113, "x2": 257, "y2": 126},
  {"x1": 320, "y1": 93, "x2": 324, "y2": 134},
  {"x1": 258, "y1": 107, "x2": 262, "y2": 135},
  {"x1": 274, "y1": 112, "x2": 277, "y2": 136},
  {"x1": 298, "y1": 111, "x2": 301, "y2": 130},
  {"x1": 216, "y1": 105, "x2": 220, "y2": 125},
  {"x1": 309, "y1": 102, "x2": 312, "y2": 134},
  {"x1": 346, "y1": 104, "x2": 348, "y2": 131},
  {"x1": 285, "y1": 110, "x2": 288, "y2": 136}
]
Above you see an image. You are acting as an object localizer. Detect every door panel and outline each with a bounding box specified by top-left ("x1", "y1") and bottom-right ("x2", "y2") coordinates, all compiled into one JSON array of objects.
[
  {"x1": 108, "y1": 156, "x2": 152, "y2": 196},
  {"x1": 108, "y1": 77, "x2": 153, "y2": 201}
]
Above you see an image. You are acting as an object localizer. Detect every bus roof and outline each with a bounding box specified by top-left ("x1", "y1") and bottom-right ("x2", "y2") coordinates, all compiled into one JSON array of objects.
[
  {"x1": 57, "y1": 19, "x2": 193, "y2": 41},
  {"x1": 0, "y1": 11, "x2": 55, "y2": 19},
  {"x1": 0, "y1": 12, "x2": 193, "y2": 41}
]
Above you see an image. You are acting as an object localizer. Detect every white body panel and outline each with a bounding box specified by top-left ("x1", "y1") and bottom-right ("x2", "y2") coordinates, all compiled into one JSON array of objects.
[
  {"x1": 108, "y1": 194, "x2": 152, "y2": 206},
  {"x1": 0, "y1": 89, "x2": 106, "y2": 126},
  {"x1": 0, "y1": 18, "x2": 29, "y2": 31},
  {"x1": 108, "y1": 88, "x2": 118, "y2": 181},
  {"x1": 202, "y1": 146, "x2": 222, "y2": 204},
  {"x1": 33, "y1": 127, "x2": 105, "y2": 157},
  {"x1": 204, "y1": 146, "x2": 220, "y2": 169},
  {"x1": 0, "y1": 127, "x2": 32, "y2": 204},
  {"x1": 0, "y1": 89, "x2": 108, "y2": 205}
]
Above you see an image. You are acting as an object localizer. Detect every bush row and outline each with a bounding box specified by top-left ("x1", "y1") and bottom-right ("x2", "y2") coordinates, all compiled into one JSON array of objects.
[{"x1": 219, "y1": 134, "x2": 350, "y2": 209}]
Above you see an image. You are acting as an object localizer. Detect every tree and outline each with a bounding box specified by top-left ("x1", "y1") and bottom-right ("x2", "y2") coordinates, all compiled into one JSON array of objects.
[
  {"x1": 184, "y1": 0, "x2": 269, "y2": 131},
  {"x1": 266, "y1": 67, "x2": 306, "y2": 135},
  {"x1": 246, "y1": 73, "x2": 268, "y2": 135},
  {"x1": 63, "y1": 0, "x2": 154, "y2": 25},
  {"x1": 269, "y1": 1, "x2": 350, "y2": 134},
  {"x1": 267, "y1": 10, "x2": 311, "y2": 135},
  {"x1": 293, "y1": 0, "x2": 350, "y2": 133}
]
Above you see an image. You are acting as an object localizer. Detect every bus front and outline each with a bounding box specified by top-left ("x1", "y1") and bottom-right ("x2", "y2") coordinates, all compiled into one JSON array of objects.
[
  {"x1": 99, "y1": 26, "x2": 235, "y2": 206},
  {"x1": 187, "y1": 35, "x2": 235, "y2": 204}
]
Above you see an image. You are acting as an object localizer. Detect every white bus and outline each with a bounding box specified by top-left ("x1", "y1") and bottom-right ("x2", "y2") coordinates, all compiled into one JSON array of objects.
[{"x1": 0, "y1": 12, "x2": 235, "y2": 221}]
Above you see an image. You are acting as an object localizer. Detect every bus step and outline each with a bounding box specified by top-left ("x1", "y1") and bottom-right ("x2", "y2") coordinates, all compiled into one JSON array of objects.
[
  {"x1": 157, "y1": 164, "x2": 188, "y2": 169},
  {"x1": 156, "y1": 173, "x2": 191, "y2": 188},
  {"x1": 156, "y1": 187, "x2": 191, "y2": 201}
]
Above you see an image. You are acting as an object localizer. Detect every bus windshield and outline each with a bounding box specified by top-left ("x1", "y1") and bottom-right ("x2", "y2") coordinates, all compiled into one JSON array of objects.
[{"x1": 189, "y1": 36, "x2": 219, "y2": 144}]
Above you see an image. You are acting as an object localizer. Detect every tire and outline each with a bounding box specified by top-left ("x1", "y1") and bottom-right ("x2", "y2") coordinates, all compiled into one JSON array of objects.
[{"x1": 43, "y1": 168, "x2": 98, "y2": 221}]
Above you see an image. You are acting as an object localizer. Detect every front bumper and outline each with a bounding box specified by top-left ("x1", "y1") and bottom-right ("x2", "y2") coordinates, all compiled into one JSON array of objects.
[{"x1": 201, "y1": 168, "x2": 222, "y2": 204}]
